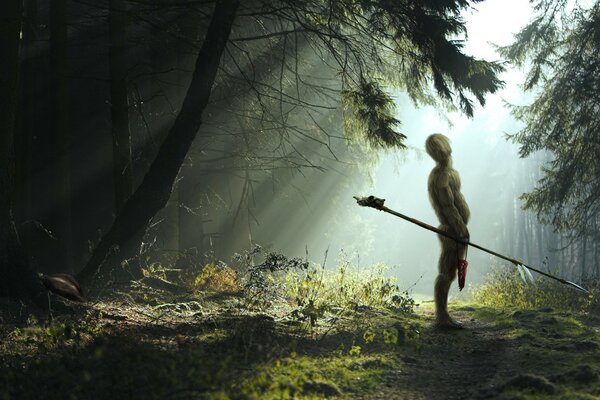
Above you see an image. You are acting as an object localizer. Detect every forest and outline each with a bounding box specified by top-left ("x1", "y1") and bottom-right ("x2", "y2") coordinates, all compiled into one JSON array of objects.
[{"x1": 1, "y1": 0, "x2": 599, "y2": 398}]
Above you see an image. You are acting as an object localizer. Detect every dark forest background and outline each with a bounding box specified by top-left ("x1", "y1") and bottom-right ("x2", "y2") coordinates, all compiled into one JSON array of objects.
[{"x1": 1, "y1": 0, "x2": 599, "y2": 302}]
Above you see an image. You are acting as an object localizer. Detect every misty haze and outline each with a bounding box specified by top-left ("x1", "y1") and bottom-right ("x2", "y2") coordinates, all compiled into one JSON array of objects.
[{"x1": 1, "y1": 0, "x2": 598, "y2": 399}]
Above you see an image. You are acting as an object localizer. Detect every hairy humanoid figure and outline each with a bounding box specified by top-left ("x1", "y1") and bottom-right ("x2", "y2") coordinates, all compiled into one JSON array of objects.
[{"x1": 426, "y1": 133, "x2": 470, "y2": 328}]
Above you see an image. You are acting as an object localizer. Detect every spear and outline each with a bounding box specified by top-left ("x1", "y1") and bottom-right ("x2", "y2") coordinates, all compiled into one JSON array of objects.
[{"x1": 353, "y1": 195, "x2": 589, "y2": 293}]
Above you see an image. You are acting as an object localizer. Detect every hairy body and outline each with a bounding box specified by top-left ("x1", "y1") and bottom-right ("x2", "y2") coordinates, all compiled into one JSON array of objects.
[{"x1": 426, "y1": 133, "x2": 470, "y2": 328}]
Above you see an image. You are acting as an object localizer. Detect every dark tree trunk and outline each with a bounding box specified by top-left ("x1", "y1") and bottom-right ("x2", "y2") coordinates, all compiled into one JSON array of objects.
[
  {"x1": 592, "y1": 236, "x2": 600, "y2": 279},
  {"x1": 50, "y1": 0, "x2": 73, "y2": 272},
  {"x1": 15, "y1": 0, "x2": 37, "y2": 230},
  {"x1": 581, "y1": 236, "x2": 587, "y2": 280},
  {"x1": 536, "y1": 218, "x2": 544, "y2": 266},
  {"x1": 109, "y1": 0, "x2": 133, "y2": 214},
  {"x1": 0, "y1": 0, "x2": 41, "y2": 300},
  {"x1": 77, "y1": 0, "x2": 240, "y2": 283}
]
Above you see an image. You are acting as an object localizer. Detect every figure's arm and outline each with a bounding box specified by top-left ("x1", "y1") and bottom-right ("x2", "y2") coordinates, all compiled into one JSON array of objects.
[{"x1": 438, "y1": 184, "x2": 469, "y2": 239}]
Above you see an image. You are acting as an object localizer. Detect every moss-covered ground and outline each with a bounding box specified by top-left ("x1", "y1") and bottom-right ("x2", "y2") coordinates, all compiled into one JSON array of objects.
[
  {"x1": 0, "y1": 288, "x2": 417, "y2": 400},
  {"x1": 1, "y1": 271, "x2": 599, "y2": 399}
]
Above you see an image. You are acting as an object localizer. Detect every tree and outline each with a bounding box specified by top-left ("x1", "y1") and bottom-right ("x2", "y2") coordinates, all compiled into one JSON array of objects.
[
  {"x1": 501, "y1": 2, "x2": 600, "y2": 239},
  {"x1": 109, "y1": 0, "x2": 134, "y2": 214},
  {"x1": 50, "y1": 0, "x2": 74, "y2": 271},
  {"x1": 78, "y1": 0, "x2": 503, "y2": 282},
  {"x1": 0, "y1": 0, "x2": 41, "y2": 300},
  {"x1": 77, "y1": 0, "x2": 241, "y2": 283},
  {"x1": 14, "y1": 0, "x2": 38, "y2": 229}
]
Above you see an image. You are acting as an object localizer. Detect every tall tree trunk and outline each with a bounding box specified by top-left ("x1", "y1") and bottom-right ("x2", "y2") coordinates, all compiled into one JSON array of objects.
[
  {"x1": 77, "y1": 0, "x2": 240, "y2": 283},
  {"x1": 581, "y1": 236, "x2": 587, "y2": 281},
  {"x1": 592, "y1": 235, "x2": 600, "y2": 279},
  {"x1": 0, "y1": 0, "x2": 41, "y2": 300},
  {"x1": 536, "y1": 218, "x2": 544, "y2": 266},
  {"x1": 15, "y1": 0, "x2": 37, "y2": 230},
  {"x1": 50, "y1": 0, "x2": 73, "y2": 272},
  {"x1": 109, "y1": 0, "x2": 133, "y2": 214}
]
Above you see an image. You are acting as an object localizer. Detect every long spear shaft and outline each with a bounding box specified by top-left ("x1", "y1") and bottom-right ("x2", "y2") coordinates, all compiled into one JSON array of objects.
[{"x1": 354, "y1": 195, "x2": 589, "y2": 293}]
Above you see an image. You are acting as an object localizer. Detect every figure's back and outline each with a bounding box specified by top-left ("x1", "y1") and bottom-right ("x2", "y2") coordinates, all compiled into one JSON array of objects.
[{"x1": 428, "y1": 165, "x2": 470, "y2": 229}]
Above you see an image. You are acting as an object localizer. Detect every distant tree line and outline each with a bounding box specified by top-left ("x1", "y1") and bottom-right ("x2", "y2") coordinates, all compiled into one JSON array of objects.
[{"x1": 502, "y1": 0, "x2": 600, "y2": 280}]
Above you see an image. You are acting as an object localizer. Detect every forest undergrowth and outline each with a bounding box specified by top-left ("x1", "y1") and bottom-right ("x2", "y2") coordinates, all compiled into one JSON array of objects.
[
  {"x1": 0, "y1": 247, "x2": 420, "y2": 399},
  {"x1": 1, "y1": 249, "x2": 600, "y2": 399}
]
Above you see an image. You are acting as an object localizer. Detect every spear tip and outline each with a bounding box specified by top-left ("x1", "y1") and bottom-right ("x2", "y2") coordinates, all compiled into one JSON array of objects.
[
  {"x1": 565, "y1": 280, "x2": 590, "y2": 294},
  {"x1": 353, "y1": 195, "x2": 385, "y2": 210}
]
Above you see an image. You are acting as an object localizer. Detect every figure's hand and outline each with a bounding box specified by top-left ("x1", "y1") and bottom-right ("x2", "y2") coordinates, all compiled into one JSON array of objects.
[
  {"x1": 458, "y1": 237, "x2": 470, "y2": 246},
  {"x1": 457, "y1": 227, "x2": 469, "y2": 245}
]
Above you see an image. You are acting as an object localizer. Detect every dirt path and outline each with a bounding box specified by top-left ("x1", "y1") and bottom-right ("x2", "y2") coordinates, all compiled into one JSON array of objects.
[
  {"x1": 363, "y1": 306, "x2": 511, "y2": 399},
  {"x1": 364, "y1": 304, "x2": 600, "y2": 400}
]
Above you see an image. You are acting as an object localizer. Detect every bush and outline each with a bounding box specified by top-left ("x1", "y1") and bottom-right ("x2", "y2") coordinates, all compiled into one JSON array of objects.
[
  {"x1": 194, "y1": 262, "x2": 240, "y2": 293},
  {"x1": 472, "y1": 265, "x2": 600, "y2": 313},
  {"x1": 235, "y1": 246, "x2": 309, "y2": 309},
  {"x1": 285, "y1": 260, "x2": 415, "y2": 326},
  {"x1": 232, "y1": 246, "x2": 414, "y2": 326}
]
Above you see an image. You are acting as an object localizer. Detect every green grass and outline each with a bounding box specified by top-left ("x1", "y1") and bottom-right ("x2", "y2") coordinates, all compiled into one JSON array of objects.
[
  {"x1": 0, "y1": 257, "x2": 421, "y2": 400},
  {"x1": 471, "y1": 266, "x2": 600, "y2": 313},
  {"x1": 469, "y1": 272, "x2": 600, "y2": 400},
  {"x1": 0, "y1": 307, "x2": 418, "y2": 399},
  {"x1": 4, "y1": 256, "x2": 600, "y2": 399}
]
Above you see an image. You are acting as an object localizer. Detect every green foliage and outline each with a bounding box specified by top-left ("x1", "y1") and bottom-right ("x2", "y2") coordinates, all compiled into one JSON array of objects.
[
  {"x1": 10, "y1": 319, "x2": 102, "y2": 352},
  {"x1": 285, "y1": 261, "x2": 415, "y2": 327},
  {"x1": 236, "y1": 245, "x2": 310, "y2": 309},
  {"x1": 0, "y1": 249, "x2": 421, "y2": 399},
  {"x1": 194, "y1": 262, "x2": 240, "y2": 293},
  {"x1": 472, "y1": 265, "x2": 600, "y2": 313},
  {"x1": 501, "y1": 1, "x2": 600, "y2": 238},
  {"x1": 272, "y1": 0, "x2": 504, "y2": 148},
  {"x1": 238, "y1": 353, "x2": 389, "y2": 399},
  {"x1": 342, "y1": 80, "x2": 406, "y2": 149},
  {"x1": 233, "y1": 246, "x2": 414, "y2": 327}
]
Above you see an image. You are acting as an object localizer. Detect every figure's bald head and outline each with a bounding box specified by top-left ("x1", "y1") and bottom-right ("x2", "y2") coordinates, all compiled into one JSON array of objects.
[{"x1": 425, "y1": 133, "x2": 452, "y2": 164}]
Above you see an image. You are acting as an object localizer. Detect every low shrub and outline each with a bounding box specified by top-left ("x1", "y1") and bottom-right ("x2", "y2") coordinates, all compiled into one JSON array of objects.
[
  {"x1": 472, "y1": 265, "x2": 600, "y2": 313},
  {"x1": 194, "y1": 262, "x2": 240, "y2": 293}
]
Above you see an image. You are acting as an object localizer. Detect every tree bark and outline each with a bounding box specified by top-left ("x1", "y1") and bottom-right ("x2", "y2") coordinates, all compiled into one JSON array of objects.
[
  {"x1": 592, "y1": 236, "x2": 600, "y2": 279},
  {"x1": 15, "y1": 0, "x2": 37, "y2": 229},
  {"x1": 581, "y1": 236, "x2": 587, "y2": 280},
  {"x1": 0, "y1": 0, "x2": 41, "y2": 300},
  {"x1": 50, "y1": 0, "x2": 73, "y2": 271},
  {"x1": 77, "y1": 0, "x2": 240, "y2": 283},
  {"x1": 109, "y1": 0, "x2": 133, "y2": 214}
]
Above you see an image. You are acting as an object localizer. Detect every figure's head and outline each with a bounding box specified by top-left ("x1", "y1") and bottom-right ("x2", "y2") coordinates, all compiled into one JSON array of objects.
[{"x1": 425, "y1": 133, "x2": 452, "y2": 164}]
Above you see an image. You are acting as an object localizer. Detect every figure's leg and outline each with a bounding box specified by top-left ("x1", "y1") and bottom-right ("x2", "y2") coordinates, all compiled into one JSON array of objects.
[{"x1": 434, "y1": 236, "x2": 462, "y2": 328}]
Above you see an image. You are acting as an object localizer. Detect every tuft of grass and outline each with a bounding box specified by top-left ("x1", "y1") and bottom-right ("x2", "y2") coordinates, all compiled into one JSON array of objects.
[
  {"x1": 286, "y1": 262, "x2": 413, "y2": 311},
  {"x1": 471, "y1": 266, "x2": 599, "y2": 313},
  {"x1": 230, "y1": 246, "x2": 415, "y2": 328},
  {"x1": 237, "y1": 352, "x2": 393, "y2": 399},
  {"x1": 284, "y1": 261, "x2": 415, "y2": 328}
]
